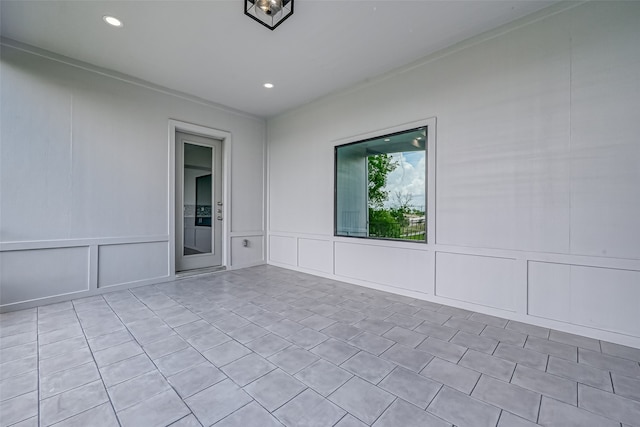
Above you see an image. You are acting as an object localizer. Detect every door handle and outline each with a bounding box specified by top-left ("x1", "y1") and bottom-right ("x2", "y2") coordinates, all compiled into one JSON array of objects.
[{"x1": 217, "y1": 216, "x2": 223, "y2": 221}]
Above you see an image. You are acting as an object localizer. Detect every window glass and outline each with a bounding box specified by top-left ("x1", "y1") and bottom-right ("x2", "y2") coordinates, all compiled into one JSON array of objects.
[{"x1": 335, "y1": 127, "x2": 427, "y2": 242}]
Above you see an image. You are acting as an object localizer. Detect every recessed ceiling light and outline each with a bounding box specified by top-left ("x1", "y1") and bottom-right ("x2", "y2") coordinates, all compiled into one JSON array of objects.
[
  {"x1": 264, "y1": 83, "x2": 274, "y2": 89},
  {"x1": 103, "y1": 15, "x2": 123, "y2": 28},
  {"x1": 384, "y1": 138, "x2": 390, "y2": 142}
]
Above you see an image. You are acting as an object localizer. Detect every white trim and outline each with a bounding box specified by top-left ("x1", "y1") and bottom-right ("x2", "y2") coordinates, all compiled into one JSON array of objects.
[
  {"x1": 168, "y1": 120, "x2": 232, "y2": 275},
  {"x1": 332, "y1": 117, "x2": 437, "y2": 248},
  {"x1": 0, "y1": 235, "x2": 169, "y2": 252}
]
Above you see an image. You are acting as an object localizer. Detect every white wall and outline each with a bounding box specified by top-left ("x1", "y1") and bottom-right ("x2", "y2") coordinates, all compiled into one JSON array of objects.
[
  {"x1": 267, "y1": 2, "x2": 640, "y2": 347},
  {"x1": 0, "y1": 43, "x2": 266, "y2": 310}
]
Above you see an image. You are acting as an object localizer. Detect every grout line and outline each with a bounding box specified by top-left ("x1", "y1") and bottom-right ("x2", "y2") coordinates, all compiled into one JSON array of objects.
[
  {"x1": 536, "y1": 394, "x2": 543, "y2": 424},
  {"x1": 37, "y1": 308, "x2": 41, "y2": 427}
]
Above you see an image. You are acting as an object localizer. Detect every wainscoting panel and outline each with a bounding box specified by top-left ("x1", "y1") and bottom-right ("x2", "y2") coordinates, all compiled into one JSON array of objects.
[
  {"x1": 268, "y1": 235, "x2": 298, "y2": 266},
  {"x1": 0, "y1": 247, "x2": 89, "y2": 305},
  {"x1": 98, "y1": 242, "x2": 168, "y2": 287},
  {"x1": 230, "y1": 235, "x2": 264, "y2": 268},
  {"x1": 435, "y1": 252, "x2": 517, "y2": 311},
  {"x1": 334, "y1": 241, "x2": 429, "y2": 293},
  {"x1": 529, "y1": 261, "x2": 640, "y2": 336},
  {"x1": 298, "y1": 238, "x2": 333, "y2": 274}
]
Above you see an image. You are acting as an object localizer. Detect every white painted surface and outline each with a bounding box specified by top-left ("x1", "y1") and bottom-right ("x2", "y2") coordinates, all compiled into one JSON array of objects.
[
  {"x1": 528, "y1": 262, "x2": 572, "y2": 323},
  {"x1": 230, "y1": 236, "x2": 264, "y2": 268},
  {"x1": 0, "y1": 248, "x2": 89, "y2": 305},
  {"x1": 568, "y1": 3, "x2": 640, "y2": 260},
  {"x1": 98, "y1": 242, "x2": 168, "y2": 287},
  {"x1": 267, "y1": 2, "x2": 640, "y2": 345},
  {"x1": 571, "y1": 266, "x2": 640, "y2": 337},
  {"x1": 335, "y1": 242, "x2": 429, "y2": 293},
  {"x1": 0, "y1": 44, "x2": 265, "y2": 309},
  {"x1": 298, "y1": 238, "x2": 333, "y2": 274},
  {"x1": 268, "y1": 236, "x2": 297, "y2": 266},
  {"x1": 435, "y1": 253, "x2": 516, "y2": 311},
  {"x1": 529, "y1": 262, "x2": 640, "y2": 337}
]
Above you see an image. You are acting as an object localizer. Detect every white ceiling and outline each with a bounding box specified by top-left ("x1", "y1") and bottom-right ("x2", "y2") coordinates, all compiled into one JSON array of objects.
[{"x1": 1, "y1": 0, "x2": 557, "y2": 118}]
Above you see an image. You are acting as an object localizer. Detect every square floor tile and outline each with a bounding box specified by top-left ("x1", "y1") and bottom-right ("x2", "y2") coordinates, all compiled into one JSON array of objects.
[
  {"x1": 266, "y1": 319, "x2": 305, "y2": 338},
  {"x1": 0, "y1": 390, "x2": 38, "y2": 427},
  {"x1": 459, "y1": 350, "x2": 515, "y2": 382},
  {"x1": 155, "y1": 347, "x2": 207, "y2": 377},
  {"x1": 40, "y1": 362, "x2": 100, "y2": 399},
  {"x1": 329, "y1": 376, "x2": 395, "y2": 425},
  {"x1": 494, "y1": 343, "x2": 548, "y2": 371},
  {"x1": 118, "y1": 389, "x2": 189, "y2": 427},
  {"x1": 40, "y1": 380, "x2": 108, "y2": 426},
  {"x1": 373, "y1": 398, "x2": 451, "y2": 427},
  {"x1": 51, "y1": 402, "x2": 119, "y2": 427},
  {"x1": 511, "y1": 364, "x2": 577, "y2": 405},
  {"x1": 450, "y1": 331, "x2": 498, "y2": 354},
  {"x1": 108, "y1": 370, "x2": 171, "y2": 411},
  {"x1": 245, "y1": 333, "x2": 291, "y2": 358},
  {"x1": 93, "y1": 341, "x2": 143, "y2": 368},
  {"x1": 420, "y1": 357, "x2": 480, "y2": 394},
  {"x1": 471, "y1": 375, "x2": 541, "y2": 422},
  {"x1": 354, "y1": 319, "x2": 394, "y2": 336},
  {"x1": 1, "y1": 370, "x2": 37, "y2": 401},
  {"x1": 87, "y1": 330, "x2": 132, "y2": 353},
  {"x1": 538, "y1": 396, "x2": 618, "y2": 427},
  {"x1": 220, "y1": 353, "x2": 276, "y2": 386},
  {"x1": 244, "y1": 369, "x2": 307, "y2": 411},
  {"x1": 203, "y1": 340, "x2": 252, "y2": 367},
  {"x1": 300, "y1": 314, "x2": 337, "y2": 331},
  {"x1": 524, "y1": 335, "x2": 576, "y2": 361},
  {"x1": 228, "y1": 323, "x2": 269, "y2": 344},
  {"x1": 383, "y1": 327, "x2": 426, "y2": 348},
  {"x1": 99, "y1": 354, "x2": 156, "y2": 387},
  {"x1": 288, "y1": 328, "x2": 329, "y2": 350},
  {"x1": 547, "y1": 356, "x2": 612, "y2": 391},
  {"x1": 187, "y1": 329, "x2": 231, "y2": 353},
  {"x1": 322, "y1": 323, "x2": 362, "y2": 341},
  {"x1": 348, "y1": 332, "x2": 394, "y2": 356},
  {"x1": 578, "y1": 383, "x2": 640, "y2": 426},
  {"x1": 341, "y1": 351, "x2": 395, "y2": 384},
  {"x1": 268, "y1": 346, "x2": 319, "y2": 375},
  {"x1": 295, "y1": 359, "x2": 353, "y2": 396},
  {"x1": 416, "y1": 337, "x2": 466, "y2": 364},
  {"x1": 381, "y1": 344, "x2": 433, "y2": 372},
  {"x1": 274, "y1": 388, "x2": 346, "y2": 427},
  {"x1": 428, "y1": 386, "x2": 500, "y2": 427},
  {"x1": 214, "y1": 401, "x2": 282, "y2": 427},
  {"x1": 185, "y1": 379, "x2": 252, "y2": 426},
  {"x1": 379, "y1": 366, "x2": 441, "y2": 409},
  {"x1": 168, "y1": 362, "x2": 227, "y2": 398},
  {"x1": 311, "y1": 339, "x2": 359, "y2": 365}
]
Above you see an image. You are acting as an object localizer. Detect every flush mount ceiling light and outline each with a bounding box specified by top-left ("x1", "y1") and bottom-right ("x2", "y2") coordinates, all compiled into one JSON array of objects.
[
  {"x1": 102, "y1": 15, "x2": 123, "y2": 27},
  {"x1": 264, "y1": 83, "x2": 274, "y2": 88},
  {"x1": 245, "y1": 0, "x2": 293, "y2": 31}
]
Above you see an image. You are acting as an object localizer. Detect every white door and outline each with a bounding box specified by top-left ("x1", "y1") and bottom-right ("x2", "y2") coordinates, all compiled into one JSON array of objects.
[{"x1": 176, "y1": 131, "x2": 223, "y2": 271}]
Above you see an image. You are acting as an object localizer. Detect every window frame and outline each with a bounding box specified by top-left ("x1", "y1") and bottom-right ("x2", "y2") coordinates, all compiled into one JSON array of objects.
[{"x1": 333, "y1": 119, "x2": 436, "y2": 244}]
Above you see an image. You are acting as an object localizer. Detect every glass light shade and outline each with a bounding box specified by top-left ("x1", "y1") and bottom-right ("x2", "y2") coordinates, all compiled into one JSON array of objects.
[{"x1": 256, "y1": 0, "x2": 283, "y2": 16}]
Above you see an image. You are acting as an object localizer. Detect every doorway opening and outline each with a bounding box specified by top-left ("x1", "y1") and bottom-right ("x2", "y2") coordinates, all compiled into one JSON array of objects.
[{"x1": 171, "y1": 121, "x2": 230, "y2": 274}]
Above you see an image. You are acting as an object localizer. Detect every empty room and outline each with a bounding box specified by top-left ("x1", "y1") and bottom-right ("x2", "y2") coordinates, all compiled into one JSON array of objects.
[{"x1": 1, "y1": 1, "x2": 639, "y2": 426}]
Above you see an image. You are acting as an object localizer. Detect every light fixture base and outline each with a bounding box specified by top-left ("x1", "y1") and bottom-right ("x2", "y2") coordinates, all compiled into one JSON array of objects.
[{"x1": 244, "y1": 0, "x2": 294, "y2": 31}]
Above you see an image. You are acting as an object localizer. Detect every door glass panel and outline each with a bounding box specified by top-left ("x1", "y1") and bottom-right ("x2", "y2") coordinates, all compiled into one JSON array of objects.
[{"x1": 183, "y1": 143, "x2": 213, "y2": 256}]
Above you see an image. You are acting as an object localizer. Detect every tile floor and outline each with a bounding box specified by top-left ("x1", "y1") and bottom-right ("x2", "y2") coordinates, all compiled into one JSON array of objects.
[{"x1": 1, "y1": 265, "x2": 640, "y2": 427}]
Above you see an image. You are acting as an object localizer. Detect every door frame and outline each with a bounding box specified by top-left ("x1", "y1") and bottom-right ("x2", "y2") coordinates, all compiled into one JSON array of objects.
[{"x1": 169, "y1": 119, "x2": 231, "y2": 276}]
